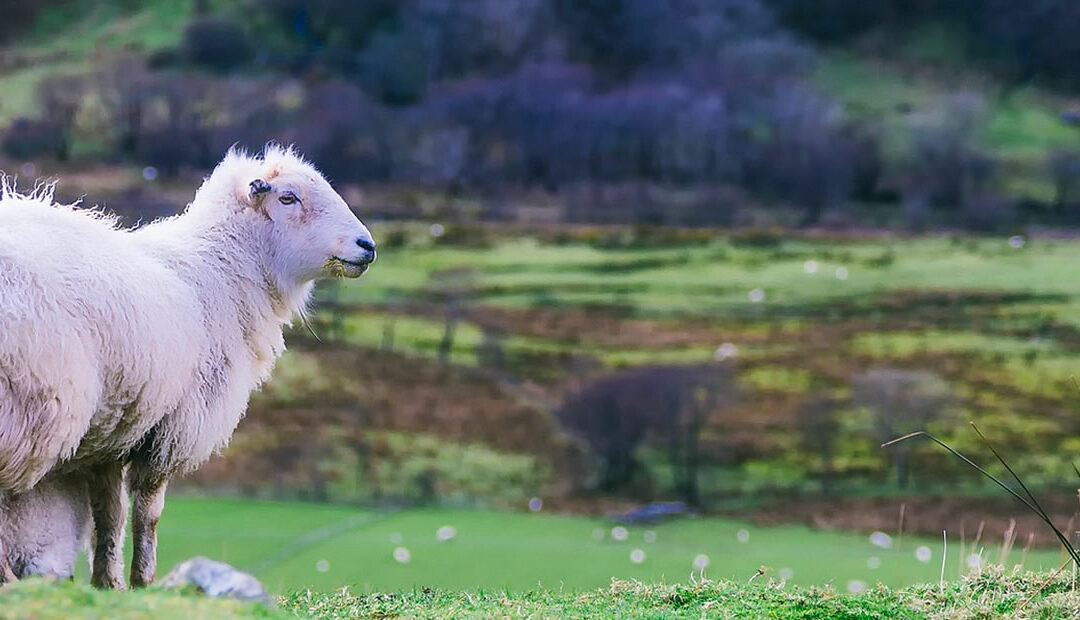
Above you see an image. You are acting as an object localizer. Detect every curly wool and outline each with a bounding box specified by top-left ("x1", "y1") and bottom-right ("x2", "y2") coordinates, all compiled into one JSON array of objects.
[
  {"x1": 0, "y1": 146, "x2": 326, "y2": 493},
  {"x1": 0, "y1": 475, "x2": 89, "y2": 578}
]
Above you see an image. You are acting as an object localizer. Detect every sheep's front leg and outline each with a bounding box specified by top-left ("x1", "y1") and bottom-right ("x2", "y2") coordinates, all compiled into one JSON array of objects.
[
  {"x1": 129, "y1": 472, "x2": 167, "y2": 588},
  {"x1": 88, "y1": 462, "x2": 128, "y2": 589}
]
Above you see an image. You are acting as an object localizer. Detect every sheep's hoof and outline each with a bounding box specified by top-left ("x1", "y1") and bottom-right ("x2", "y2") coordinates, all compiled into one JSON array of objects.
[
  {"x1": 90, "y1": 575, "x2": 126, "y2": 590},
  {"x1": 131, "y1": 574, "x2": 154, "y2": 589}
]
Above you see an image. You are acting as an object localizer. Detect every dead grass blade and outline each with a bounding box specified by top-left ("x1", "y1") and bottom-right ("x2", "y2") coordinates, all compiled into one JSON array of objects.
[{"x1": 883, "y1": 430, "x2": 1080, "y2": 565}]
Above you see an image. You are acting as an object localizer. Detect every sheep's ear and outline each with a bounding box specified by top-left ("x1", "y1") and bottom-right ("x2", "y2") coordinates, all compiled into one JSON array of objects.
[{"x1": 248, "y1": 178, "x2": 272, "y2": 199}]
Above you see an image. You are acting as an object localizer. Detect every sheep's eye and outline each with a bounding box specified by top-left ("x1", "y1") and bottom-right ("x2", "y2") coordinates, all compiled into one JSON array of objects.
[{"x1": 279, "y1": 192, "x2": 299, "y2": 205}]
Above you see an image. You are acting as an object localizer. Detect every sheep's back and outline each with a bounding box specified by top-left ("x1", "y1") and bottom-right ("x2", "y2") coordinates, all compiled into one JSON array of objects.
[{"x1": 0, "y1": 200, "x2": 205, "y2": 491}]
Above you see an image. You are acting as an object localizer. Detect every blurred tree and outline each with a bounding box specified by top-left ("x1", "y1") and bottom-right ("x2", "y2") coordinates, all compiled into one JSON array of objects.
[
  {"x1": 97, "y1": 61, "x2": 151, "y2": 156},
  {"x1": 1047, "y1": 149, "x2": 1080, "y2": 216},
  {"x1": 34, "y1": 75, "x2": 85, "y2": 162},
  {"x1": 413, "y1": 0, "x2": 554, "y2": 79},
  {"x1": 253, "y1": 0, "x2": 399, "y2": 53},
  {"x1": 180, "y1": 16, "x2": 254, "y2": 73},
  {"x1": 956, "y1": 0, "x2": 1080, "y2": 92},
  {"x1": 750, "y1": 85, "x2": 857, "y2": 226},
  {"x1": 765, "y1": 0, "x2": 919, "y2": 43},
  {"x1": 2, "y1": 118, "x2": 67, "y2": 161},
  {"x1": 134, "y1": 74, "x2": 216, "y2": 177},
  {"x1": 796, "y1": 396, "x2": 844, "y2": 495},
  {"x1": 665, "y1": 365, "x2": 734, "y2": 506},
  {"x1": 0, "y1": 0, "x2": 55, "y2": 44},
  {"x1": 283, "y1": 81, "x2": 392, "y2": 183},
  {"x1": 898, "y1": 93, "x2": 990, "y2": 227},
  {"x1": 426, "y1": 267, "x2": 476, "y2": 367},
  {"x1": 556, "y1": 0, "x2": 775, "y2": 76},
  {"x1": 851, "y1": 369, "x2": 952, "y2": 489},
  {"x1": 556, "y1": 363, "x2": 733, "y2": 504},
  {"x1": 476, "y1": 324, "x2": 508, "y2": 376}
]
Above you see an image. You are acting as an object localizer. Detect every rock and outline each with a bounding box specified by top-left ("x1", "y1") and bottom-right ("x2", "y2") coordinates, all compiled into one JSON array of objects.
[{"x1": 160, "y1": 556, "x2": 272, "y2": 605}]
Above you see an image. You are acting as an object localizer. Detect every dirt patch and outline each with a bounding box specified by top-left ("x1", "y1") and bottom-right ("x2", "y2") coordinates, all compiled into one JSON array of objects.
[
  {"x1": 467, "y1": 305, "x2": 727, "y2": 348},
  {"x1": 344, "y1": 301, "x2": 730, "y2": 349}
]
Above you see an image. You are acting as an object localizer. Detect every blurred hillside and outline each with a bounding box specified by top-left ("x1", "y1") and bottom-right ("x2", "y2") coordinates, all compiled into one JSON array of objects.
[
  {"x1": 4, "y1": 0, "x2": 1080, "y2": 230},
  {"x1": 6, "y1": 2, "x2": 1080, "y2": 543}
]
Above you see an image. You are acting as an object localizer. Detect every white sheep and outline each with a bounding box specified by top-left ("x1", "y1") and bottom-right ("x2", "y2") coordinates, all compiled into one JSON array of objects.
[
  {"x1": 0, "y1": 145, "x2": 376, "y2": 587},
  {"x1": 1, "y1": 474, "x2": 89, "y2": 581}
]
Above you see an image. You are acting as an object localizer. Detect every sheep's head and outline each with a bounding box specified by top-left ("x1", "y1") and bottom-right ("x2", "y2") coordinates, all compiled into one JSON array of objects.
[{"x1": 238, "y1": 147, "x2": 376, "y2": 282}]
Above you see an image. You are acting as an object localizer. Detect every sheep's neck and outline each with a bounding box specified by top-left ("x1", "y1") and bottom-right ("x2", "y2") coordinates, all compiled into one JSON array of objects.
[
  {"x1": 139, "y1": 210, "x2": 310, "y2": 360},
  {"x1": 207, "y1": 214, "x2": 311, "y2": 325}
]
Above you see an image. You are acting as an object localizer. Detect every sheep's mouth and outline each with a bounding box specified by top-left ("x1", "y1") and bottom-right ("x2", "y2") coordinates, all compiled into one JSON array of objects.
[{"x1": 327, "y1": 257, "x2": 370, "y2": 278}]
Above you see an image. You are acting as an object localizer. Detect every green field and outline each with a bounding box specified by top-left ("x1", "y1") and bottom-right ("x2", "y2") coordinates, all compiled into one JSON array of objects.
[
  {"x1": 120, "y1": 496, "x2": 1064, "y2": 595},
  {"x1": 346, "y1": 232, "x2": 1080, "y2": 316}
]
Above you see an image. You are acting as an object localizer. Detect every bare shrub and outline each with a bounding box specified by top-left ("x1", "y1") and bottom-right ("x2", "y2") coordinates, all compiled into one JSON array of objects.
[
  {"x1": 851, "y1": 368, "x2": 952, "y2": 488},
  {"x1": 796, "y1": 396, "x2": 844, "y2": 495},
  {"x1": 180, "y1": 16, "x2": 253, "y2": 72},
  {"x1": 1047, "y1": 149, "x2": 1080, "y2": 215},
  {"x1": 556, "y1": 363, "x2": 734, "y2": 504}
]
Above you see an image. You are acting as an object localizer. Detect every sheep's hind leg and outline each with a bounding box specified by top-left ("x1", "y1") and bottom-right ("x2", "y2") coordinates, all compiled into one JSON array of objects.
[
  {"x1": 129, "y1": 471, "x2": 167, "y2": 588},
  {"x1": 0, "y1": 542, "x2": 15, "y2": 586},
  {"x1": 0, "y1": 494, "x2": 16, "y2": 585},
  {"x1": 0, "y1": 559, "x2": 14, "y2": 585},
  {"x1": 88, "y1": 462, "x2": 128, "y2": 589}
]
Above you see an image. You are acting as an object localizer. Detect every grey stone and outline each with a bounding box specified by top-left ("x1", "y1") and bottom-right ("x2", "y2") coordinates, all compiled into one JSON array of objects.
[{"x1": 160, "y1": 556, "x2": 272, "y2": 605}]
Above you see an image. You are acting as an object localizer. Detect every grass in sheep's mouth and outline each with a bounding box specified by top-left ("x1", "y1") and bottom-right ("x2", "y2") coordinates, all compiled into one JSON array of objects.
[
  {"x1": 333, "y1": 257, "x2": 370, "y2": 268},
  {"x1": 325, "y1": 257, "x2": 369, "y2": 279}
]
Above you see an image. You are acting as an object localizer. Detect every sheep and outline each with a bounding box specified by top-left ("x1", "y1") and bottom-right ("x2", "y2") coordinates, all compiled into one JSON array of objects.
[
  {"x1": 1, "y1": 474, "x2": 90, "y2": 581},
  {"x1": 0, "y1": 145, "x2": 376, "y2": 587}
]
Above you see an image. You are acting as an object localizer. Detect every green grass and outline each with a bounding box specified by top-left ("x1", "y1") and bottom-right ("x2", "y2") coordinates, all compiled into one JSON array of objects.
[
  {"x1": 283, "y1": 571, "x2": 1080, "y2": 619},
  {"x1": 5, "y1": 496, "x2": 1077, "y2": 617},
  {"x1": 346, "y1": 233, "x2": 1080, "y2": 319},
  {"x1": 0, "y1": 0, "x2": 197, "y2": 125},
  {"x1": 114, "y1": 497, "x2": 1064, "y2": 595},
  {"x1": 850, "y1": 330, "x2": 1062, "y2": 358},
  {"x1": 20, "y1": 0, "x2": 193, "y2": 54},
  {"x1": 0, "y1": 578, "x2": 277, "y2": 620},
  {"x1": 8, "y1": 568, "x2": 1080, "y2": 619}
]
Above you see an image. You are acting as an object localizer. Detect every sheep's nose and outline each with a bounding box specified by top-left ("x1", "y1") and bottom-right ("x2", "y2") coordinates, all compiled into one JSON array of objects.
[{"x1": 356, "y1": 237, "x2": 377, "y2": 263}]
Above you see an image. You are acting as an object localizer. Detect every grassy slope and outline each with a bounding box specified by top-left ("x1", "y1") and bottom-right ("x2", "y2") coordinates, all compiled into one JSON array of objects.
[
  {"x1": 813, "y1": 23, "x2": 1080, "y2": 202},
  {"x1": 294, "y1": 231, "x2": 1080, "y2": 497},
  {"x1": 0, "y1": 0, "x2": 196, "y2": 125},
  {"x1": 6, "y1": 569, "x2": 1080, "y2": 619},
  {"x1": 348, "y1": 234, "x2": 1080, "y2": 315}
]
